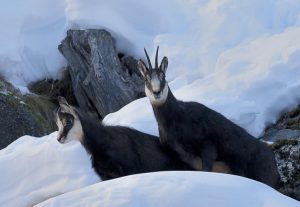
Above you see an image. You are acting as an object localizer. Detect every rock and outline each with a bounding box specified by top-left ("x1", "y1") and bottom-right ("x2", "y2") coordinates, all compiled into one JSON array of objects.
[
  {"x1": 272, "y1": 139, "x2": 300, "y2": 200},
  {"x1": 262, "y1": 105, "x2": 300, "y2": 201},
  {"x1": 28, "y1": 69, "x2": 77, "y2": 106},
  {"x1": 0, "y1": 76, "x2": 55, "y2": 149},
  {"x1": 261, "y1": 105, "x2": 300, "y2": 142},
  {"x1": 58, "y1": 29, "x2": 144, "y2": 118},
  {"x1": 262, "y1": 128, "x2": 300, "y2": 142}
]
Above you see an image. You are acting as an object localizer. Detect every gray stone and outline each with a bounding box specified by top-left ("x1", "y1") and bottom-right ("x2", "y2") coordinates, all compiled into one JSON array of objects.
[
  {"x1": 272, "y1": 139, "x2": 300, "y2": 200},
  {"x1": 58, "y1": 29, "x2": 144, "y2": 118},
  {"x1": 262, "y1": 128, "x2": 300, "y2": 142},
  {"x1": 261, "y1": 105, "x2": 300, "y2": 142},
  {"x1": 262, "y1": 106, "x2": 300, "y2": 201},
  {"x1": 0, "y1": 77, "x2": 55, "y2": 149}
]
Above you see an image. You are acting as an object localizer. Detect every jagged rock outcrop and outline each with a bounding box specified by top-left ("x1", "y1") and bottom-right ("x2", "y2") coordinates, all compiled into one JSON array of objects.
[
  {"x1": 262, "y1": 106, "x2": 300, "y2": 142},
  {"x1": 0, "y1": 77, "x2": 55, "y2": 149},
  {"x1": 261, "y1": 105, "x2": 300, "y2": 200},
  {"x1": 273, "y1": 139, "x2": 300, "y2": 200},
  {"x1": 58, "y1": 29, "x2": 144, "y2": 118}
]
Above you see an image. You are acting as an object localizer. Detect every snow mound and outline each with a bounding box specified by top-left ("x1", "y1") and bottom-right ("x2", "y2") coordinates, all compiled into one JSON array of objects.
[
  {"x1": 0, "y1": 132, "x2": 99, "y2": 207},
  {"x1": 37, "y1": 171, "x2": 299, "y2": 207}
]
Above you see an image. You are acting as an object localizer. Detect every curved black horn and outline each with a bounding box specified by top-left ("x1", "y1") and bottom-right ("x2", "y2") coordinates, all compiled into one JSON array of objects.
[
  {"x1": 155, "y1": 46, "x2": 159, "y2": 69},
  {"x1": 144, "y1": 48, "x2": 152, "y2": 69}
]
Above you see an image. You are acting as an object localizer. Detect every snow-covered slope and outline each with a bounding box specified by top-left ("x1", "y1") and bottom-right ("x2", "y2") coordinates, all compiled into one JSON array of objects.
[
  {"x1": 36, "y1": 171, "x2": 299, "y2": 207},
  {"x1": 0, "y1": 132, "x2": 99, "y2": 207}
]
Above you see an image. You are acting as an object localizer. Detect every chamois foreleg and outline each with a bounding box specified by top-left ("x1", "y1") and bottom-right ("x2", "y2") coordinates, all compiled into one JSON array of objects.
[
  {"x1": 201, "y1": 140, "x2": 217, "y2": 171},
  {"x1": 172, "y1": 142, "x2": 203, "y2": 171}
]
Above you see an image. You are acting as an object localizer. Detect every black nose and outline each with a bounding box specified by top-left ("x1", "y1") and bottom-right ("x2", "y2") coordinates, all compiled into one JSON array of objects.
[
  {"x1": 57, "y1": 136, "x2": 65, "y2": 143},
  {"x1": 153, "y1": 91, "x2": 160, "y2": 96}
]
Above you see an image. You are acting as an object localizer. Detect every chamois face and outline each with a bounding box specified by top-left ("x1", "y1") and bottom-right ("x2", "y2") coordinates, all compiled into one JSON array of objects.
[
  {"x1": 56, "y1": 96, "x2": 83, "y2": 143},
  {"x1": 138, "y1": 47, "x2": 169, "y2": 106}
]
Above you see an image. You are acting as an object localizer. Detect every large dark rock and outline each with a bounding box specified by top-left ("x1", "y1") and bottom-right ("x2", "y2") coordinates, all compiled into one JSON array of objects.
[
  {"x1": 58, "y1": 29, "x2": 144, "y2": 118},
  {"x1": 272, "y1": 139, "x2": 300, "y2": 200},
  {"x1": 0, "y1": 77, "x2": 55, "y2": 149},
  {"x1": 262, "y1": 105, "x2": 300, "y2": 142},
  {"x1": 261, "y1": 105, "x2": 300, "y2": 201}
]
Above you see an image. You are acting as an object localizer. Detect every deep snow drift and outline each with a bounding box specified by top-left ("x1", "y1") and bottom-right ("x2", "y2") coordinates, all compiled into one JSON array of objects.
[
  {"x1": 0, "y1": 132, "x2": 99, "y2": 207},
  {"x1": 33, "y1": 172, "x2": 300, "y2": 207},
  {"x1": 1, "y1": 0, "x2": 299, "y2": 136},
  {"x1": 0, "y1": 133, "x2": 299, "y2": 207}
]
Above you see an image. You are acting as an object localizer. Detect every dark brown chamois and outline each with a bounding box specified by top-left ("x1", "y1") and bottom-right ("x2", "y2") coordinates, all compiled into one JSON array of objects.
[
  {"x1": 56, "y1": 97, "x2": 230, "y2": 180},
  {"x1": 138, "y1": 47, "x2": 280, "y2": 188}
]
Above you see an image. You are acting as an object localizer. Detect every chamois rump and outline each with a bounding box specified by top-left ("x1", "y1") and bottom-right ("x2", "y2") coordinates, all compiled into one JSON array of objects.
[
  {"x1": 56, "y1": 97, "x2": 230, "y2": 180},
  {"x1": 138, "y1": 47, "x2": 279, "y2": 188}
]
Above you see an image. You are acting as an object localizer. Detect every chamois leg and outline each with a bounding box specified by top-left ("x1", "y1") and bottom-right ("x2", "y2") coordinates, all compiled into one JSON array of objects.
[
  {"x1": 201, "y1": 141, "x2": 217, "y2": 171},
  {"x1": 173, "y1": 142, "x2": 203, "y2": 171}
]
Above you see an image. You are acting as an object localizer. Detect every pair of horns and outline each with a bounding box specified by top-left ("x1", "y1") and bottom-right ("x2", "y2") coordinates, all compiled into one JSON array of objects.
[{"x1": 144, "y1": 46, "x2": 159, "y2": 69}]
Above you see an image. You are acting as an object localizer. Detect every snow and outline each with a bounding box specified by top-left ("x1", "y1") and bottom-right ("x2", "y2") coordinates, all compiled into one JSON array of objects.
[
  {"x1": 36, "y1": 171, "x2": 299, "y2": 207},
  {"x1": 0, "y1": 132, "x2": 99, "y2": 207},
  {"x1": 1, "y1": 0, "x2": 300, "y2": 135}
]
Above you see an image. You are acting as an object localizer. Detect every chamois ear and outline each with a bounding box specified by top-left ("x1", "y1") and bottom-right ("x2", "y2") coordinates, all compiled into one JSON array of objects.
[
  {"x1": 137, "y1": 60, "x2": 148, "y2": 79},
  {"x1": 57, "y1": 96, "x2": 72, "y2": 113},
  {"x1": 160, "y1": 56, "x2": 168, "y2": 74},
  {"x1": 58, "y1": 96, "x2": 69, "y2": 106}
]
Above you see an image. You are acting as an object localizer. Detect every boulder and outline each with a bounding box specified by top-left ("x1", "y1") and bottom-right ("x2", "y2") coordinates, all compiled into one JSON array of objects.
[
  {"x1": 0, "y1": 77, "x2": 55, "y2": 149},
  {"x1": 262, "y1": 106, "x2": 300, "y2": 142},
  {"x1": 58, "y1": 29, "x2": 144, "y2": 118},
  {"x1": 261, "y1": 105, "x2": 300, "y2": 200},
  {"x1": 272, "y1": 139, "x2": 300, "y2": 200}
]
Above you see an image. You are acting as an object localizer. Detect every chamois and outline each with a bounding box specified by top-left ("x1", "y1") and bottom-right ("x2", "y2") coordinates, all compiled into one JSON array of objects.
[
  {"x1": 56, "y1": 97, "x2": 230, "y2": 180},
  {"x1": 138, "y1": 47, "x2": 279, "y2": 188}
]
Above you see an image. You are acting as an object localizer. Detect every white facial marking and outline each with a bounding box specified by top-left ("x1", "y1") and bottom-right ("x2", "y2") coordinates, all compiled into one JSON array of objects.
[
  {"x1": 145, "y1": 83, "x2": 169, "y2": 106},
  {"x1": 57, "y1": 106, "x2": 84, "y2": 143},
  {"x1": 56, "y1": 115, "x2": 64, "y2": 138},
  {"x1": 65, "y1": 116, "x2": 84, "y2": 143},
  {"x1": 151, "y1": 75, "x2": 161, "y2": 92}
]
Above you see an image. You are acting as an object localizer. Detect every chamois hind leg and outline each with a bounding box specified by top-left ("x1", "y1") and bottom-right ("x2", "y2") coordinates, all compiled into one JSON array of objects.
[{"x1": 201, "y1": 140, "x2": 217, "y2": 171}]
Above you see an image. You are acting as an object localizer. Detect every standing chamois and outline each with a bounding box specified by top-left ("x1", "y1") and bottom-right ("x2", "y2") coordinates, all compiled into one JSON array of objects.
[
  {"x1": 138, "y1": 47, "x2": 279, "y2": 188},
  {"x1": 56, "y1": 97, "x2": 230, "y2": 180}
]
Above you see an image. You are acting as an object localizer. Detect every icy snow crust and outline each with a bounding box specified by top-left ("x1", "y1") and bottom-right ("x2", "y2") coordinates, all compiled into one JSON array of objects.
[{"x1": 1, "y1": 0, "x2": 300, "y2": 135}]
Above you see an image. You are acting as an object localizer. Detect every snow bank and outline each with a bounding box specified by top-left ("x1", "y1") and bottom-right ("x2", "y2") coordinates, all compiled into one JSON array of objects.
[
  {"x1": 0, "y1": 132, "x2": 99, "y2": 207},
  {"x1": 36, "y1": 171, "x2": 299, "y2": 207},
  {"x1": 1, "y1": 0, "x2": 300, "y2": 134}
]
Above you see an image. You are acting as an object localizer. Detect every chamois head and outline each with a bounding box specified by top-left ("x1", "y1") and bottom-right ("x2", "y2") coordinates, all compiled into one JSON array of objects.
[
  {"x1": 138, "y1": 46, "x2": 169, "y2": 105},
  {"x1": 56, "y1": 96, "x2": 83, "y2": 143}
]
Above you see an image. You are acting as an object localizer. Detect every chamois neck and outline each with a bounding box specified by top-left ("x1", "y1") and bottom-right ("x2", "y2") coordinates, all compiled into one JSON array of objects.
[
  {"x1": 152, "y1": 87, "x2": 179, "y2": 122},
  {"x1": 77, "y1": 111, "x2": 105, "y2": 154}
]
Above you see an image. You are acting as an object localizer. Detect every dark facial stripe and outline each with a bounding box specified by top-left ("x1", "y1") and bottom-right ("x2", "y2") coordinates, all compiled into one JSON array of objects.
[
  {"x1": 57, "y1": 110, "x2": 74, "y2": 143},
  {"x1": 145, "y1": 69, "x2": 166, "y2": 94}
]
